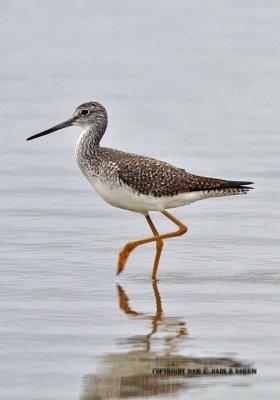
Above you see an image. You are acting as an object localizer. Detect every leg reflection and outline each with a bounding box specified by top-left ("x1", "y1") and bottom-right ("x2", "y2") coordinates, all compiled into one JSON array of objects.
[
  {"x1": 80, "y1": 282, "x2": 252, "y2": 400},
  {"x1": 118, "y1": 281, "x2": 187, "y2": 352}
]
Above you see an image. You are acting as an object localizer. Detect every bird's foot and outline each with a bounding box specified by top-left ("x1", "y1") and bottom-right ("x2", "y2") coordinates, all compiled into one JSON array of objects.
[{"x1": 117, "y1": 243, "x2": 136, "y2": 275}]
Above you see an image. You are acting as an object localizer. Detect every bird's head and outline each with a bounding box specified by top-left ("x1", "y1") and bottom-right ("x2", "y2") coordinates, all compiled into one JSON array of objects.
[
  {"x1": 26, "y1": 101, "x2": 107, "y2": 141},
  {"x1": 72, "y1": 102, "x2": 107, "y2": 128}
]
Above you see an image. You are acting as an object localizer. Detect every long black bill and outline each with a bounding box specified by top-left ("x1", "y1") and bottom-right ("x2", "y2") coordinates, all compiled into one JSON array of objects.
[{"x1": 26, "y1": 117, "x2": 76, "y2": 141}]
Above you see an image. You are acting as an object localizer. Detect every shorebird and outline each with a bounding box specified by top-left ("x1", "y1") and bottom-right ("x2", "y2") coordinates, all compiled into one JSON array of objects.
[{"x1": 27, "y1": 102, "x2": 253, "y2": 279}]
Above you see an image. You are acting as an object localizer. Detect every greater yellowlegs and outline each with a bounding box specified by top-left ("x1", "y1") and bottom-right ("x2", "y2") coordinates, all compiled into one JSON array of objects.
[{"x1": 27, "y1": 102, "x2": 253, "y2": 279}]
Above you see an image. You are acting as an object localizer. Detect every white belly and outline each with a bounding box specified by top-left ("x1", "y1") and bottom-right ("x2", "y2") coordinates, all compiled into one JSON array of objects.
[{"x1": 86, "y1": 176, "x2": 208, "y2": 215}]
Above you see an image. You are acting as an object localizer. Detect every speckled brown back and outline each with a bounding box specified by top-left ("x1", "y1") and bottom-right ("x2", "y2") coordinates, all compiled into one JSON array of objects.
[{"x1": 96, "y1": 148, "x2": 252, "y2": 198}]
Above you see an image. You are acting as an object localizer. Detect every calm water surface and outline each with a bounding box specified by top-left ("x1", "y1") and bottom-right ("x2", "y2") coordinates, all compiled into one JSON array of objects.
[{"x1": 1, "y1": 1, "x2": 280, "y2": 399}]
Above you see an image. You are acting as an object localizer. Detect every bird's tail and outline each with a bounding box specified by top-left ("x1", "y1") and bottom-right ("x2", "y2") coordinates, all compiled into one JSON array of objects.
[
  {"x1": 201, "y1": 180, "x2": 254, "y2": 199},
  {"x1": 221, "y1": 180, "x2": 254, "y2": 194}
]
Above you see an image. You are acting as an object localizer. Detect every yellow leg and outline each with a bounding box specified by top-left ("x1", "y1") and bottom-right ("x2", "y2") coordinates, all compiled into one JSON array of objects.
[
  {"x1": 146, "y1": 214, "x2": 164, "y2": 280},
  {"x1": 117, "y1": 210, "x2": 188, "y2": 279}
]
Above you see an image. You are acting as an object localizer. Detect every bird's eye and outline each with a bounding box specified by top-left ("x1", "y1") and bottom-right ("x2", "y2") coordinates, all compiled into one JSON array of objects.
[{"x1": 81, "y1": 109, "x2": 89, "y2": 116}]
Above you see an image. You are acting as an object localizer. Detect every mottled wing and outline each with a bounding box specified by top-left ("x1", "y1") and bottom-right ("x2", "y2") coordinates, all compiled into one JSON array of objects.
[
  {"x1": 116, "y1": 153, "x2": 189, "y2": 197},
  {"x1": 102, "y1": 149, "x2": 253, "y2": 197}
]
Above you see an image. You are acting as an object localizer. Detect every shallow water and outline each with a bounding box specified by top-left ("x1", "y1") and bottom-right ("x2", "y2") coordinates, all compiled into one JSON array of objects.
[{"x1": 1, "y1": 1, "x2": 280, "y2": 399}]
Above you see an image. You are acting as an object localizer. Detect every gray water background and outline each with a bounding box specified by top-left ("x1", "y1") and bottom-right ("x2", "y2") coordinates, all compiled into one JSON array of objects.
[{"x1": 0, "y1": 1, "x2": 279, "y2": 399}]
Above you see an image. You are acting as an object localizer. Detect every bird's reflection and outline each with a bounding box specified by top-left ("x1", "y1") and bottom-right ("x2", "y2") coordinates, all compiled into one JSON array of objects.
[{"x1": 80, "y1": 282, "x2": 249, "y2": 400}]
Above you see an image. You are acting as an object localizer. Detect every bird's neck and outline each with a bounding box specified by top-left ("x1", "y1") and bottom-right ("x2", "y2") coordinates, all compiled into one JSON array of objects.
[{"x1": 77, "y1": 119, "x2": 108, "y2": 156}]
